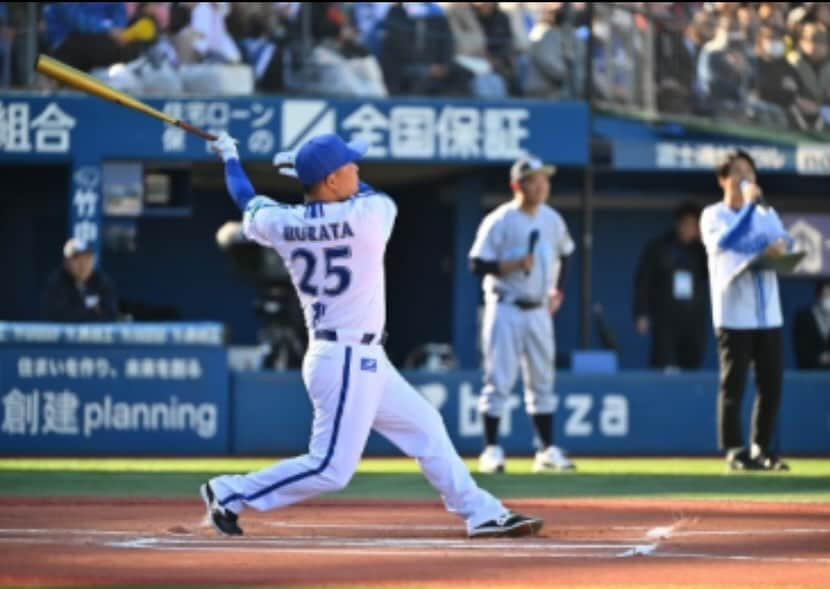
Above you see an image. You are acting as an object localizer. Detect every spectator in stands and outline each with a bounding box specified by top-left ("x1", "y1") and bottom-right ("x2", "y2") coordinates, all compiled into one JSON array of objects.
[
  {"x1": 788, "y1": 22, "x2": 830, "y2": 131},
  {"x1": 697, "y1": 15, "x2": 753, "y2": 117},
  {"x1": 633, "y1": 202, "x2": 709, "y2": 371},
  {"x1": 736, "y1": 3, "x2": 760, "y2": 46},
  {"x1": 230, "y1": 3, "x2": 289, "y2": 92},
  {"x1": 793, "y1": 279, "x2": 830, "y2": 371},
  {"x1": 757, "y1": 2, "x2": 786, "y2": 34},
  {"x1": 44, "y1": 2, "x2": 156, "y2": 72},
  {"x1": 0, "y1": 2, "x2": 32, "y2": 87},
  {"x1": 500, "y1": 2, "x2": 535, "y2": 93},
  {"x1": 655, "y1": 10, "x2": 702, "y2": 113},
  {"x1": 41, "y1": 238, "x2": 119, "y2": 323},
  {"x1": 380, "y1": 2, "x2": 469, "y2": 96},
  {"x1": 811, "y1": 2, "x2": 830, "y2": 32},
  {"x1": 186, "y1": 2, "x2": 241, "y2": 64},
  {"x1": 349, "y1": 2, "x2": 394, "y2": 56},
  {"x1": 752, "y1": 23, "x2": 799, "y2": 127},
  {"x1": 576, "y1": 5, "x2": 639, "y2": 106},
  {"x1": 472, "y1": 2, "x2": 519, "y2": 95},
  {"x1": 525, "y1": 2, "x2": 571, "y2": 100},
  {"x1": 785, "y1": 3, "x2": 809, "y2": 51},
  {"x1": 444, "y1": 2, "x2": 507, "y2": 98},
  {"x1": 289, "y1": 2, "x2": 387, "y2": 97}
]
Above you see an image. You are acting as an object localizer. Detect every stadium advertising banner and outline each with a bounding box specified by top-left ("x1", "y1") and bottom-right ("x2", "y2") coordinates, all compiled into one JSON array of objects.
[
  {"x1": 612, "y1": 138, "x2": 795, "y2": 173},
  {"x1": 596, "y1": 114, "x2": 830, "y2": 175},
  {"x1": 234, "y1": 370, "x2": 830, "y2": 456},
  {"x1": 0, "y1": 323, "x2": 229, "y2": 455},
  {"x1": 0, "y1": 94, "x2": 589, "y2": 165}
]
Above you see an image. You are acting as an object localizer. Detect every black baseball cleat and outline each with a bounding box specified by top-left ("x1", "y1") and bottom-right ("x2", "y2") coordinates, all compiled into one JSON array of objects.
[
  {"x1": 468, "y1": 512, "x2": 544, "y2": 538},
  {"x1": 726, "y1": 448, "x2": 763, "y2": 472},
  {"x1": 200, "y1": 483, "x2": 243, "y2": 536},
  {"x1": 755, "y1": 452, "x2": 790, "y2": 471}
]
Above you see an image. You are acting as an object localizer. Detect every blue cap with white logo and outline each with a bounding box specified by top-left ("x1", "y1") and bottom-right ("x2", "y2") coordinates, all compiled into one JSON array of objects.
[{"x1": 294, "y1": 133, "x2": 369, "y2": 186}]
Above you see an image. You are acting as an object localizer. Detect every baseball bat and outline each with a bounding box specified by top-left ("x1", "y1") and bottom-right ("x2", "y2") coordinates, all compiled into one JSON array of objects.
[{"x1": 35, "y1": 54, "x2": 217, "y2": 141}]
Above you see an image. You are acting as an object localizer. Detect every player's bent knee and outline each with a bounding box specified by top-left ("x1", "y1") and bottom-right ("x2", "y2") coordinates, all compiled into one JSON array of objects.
[{"x1": 319, "y1": 465, "x2": 355, "y2": 492}]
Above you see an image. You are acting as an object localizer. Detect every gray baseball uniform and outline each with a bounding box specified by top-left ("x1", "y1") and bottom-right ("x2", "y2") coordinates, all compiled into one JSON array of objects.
[{"x1": 469, "y1": 201, "x2": 575, "y2": 418}]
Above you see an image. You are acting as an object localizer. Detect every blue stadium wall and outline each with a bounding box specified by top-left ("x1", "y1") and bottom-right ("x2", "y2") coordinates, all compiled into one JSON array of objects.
[{"x1": 1, "y1": 323, "x2": 827, "y2": 456}]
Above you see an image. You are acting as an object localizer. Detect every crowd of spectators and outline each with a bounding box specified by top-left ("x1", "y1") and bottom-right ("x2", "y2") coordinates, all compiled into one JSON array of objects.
[
  {"x1": 2, "y1": 2, "x2": 830, "y2": 131},
  {"x1": 654, "y1": 2, "x2": 830, "y2": 131}
]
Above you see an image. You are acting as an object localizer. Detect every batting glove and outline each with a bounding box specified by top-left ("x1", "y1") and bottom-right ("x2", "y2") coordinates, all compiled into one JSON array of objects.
[{"x1": 210, "y1": 131, "x2": 239, "y2": 162}]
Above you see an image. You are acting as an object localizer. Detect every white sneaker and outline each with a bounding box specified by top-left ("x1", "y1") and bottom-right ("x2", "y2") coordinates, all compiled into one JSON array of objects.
[
  {"x1": 478, "y1": 445, "x2": 505, "y2": 473},
  {"x1": 533, "y1": 445, "x2": 575, "y2": 472}
]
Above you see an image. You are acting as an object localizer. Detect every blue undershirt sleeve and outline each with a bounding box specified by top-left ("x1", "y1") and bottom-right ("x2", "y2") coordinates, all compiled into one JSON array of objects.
[
  {"x1": 718, "y1": 202, "x2": 757, "y2": 250},
  {"x1": 728, "y1": 233, "x2": 770, "y2": 255},
  {"x1": 224, "y1": 158, "x2": 256, "y2": 211}
]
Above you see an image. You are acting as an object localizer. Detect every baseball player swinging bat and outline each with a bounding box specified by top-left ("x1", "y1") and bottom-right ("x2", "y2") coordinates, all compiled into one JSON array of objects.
[{"x1": 35, "y1": 54, "x2": 217, "y2": 141}]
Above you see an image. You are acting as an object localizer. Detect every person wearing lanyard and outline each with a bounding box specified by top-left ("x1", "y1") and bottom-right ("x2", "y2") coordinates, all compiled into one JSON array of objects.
[
  {"x1": 699, "y1": 150, "x2": 793, "y2": 471},
  {"x1": 633, "y1": 202, "x2": 709, "y2": 371}
]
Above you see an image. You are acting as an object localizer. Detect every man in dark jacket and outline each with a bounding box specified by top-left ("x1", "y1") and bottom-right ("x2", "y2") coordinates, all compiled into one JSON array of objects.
[
  {"x1": 753, "y1": 24, "x2": 799, "y2": 126},
  {"x1": 380, "y1": 2, "x2": 468, "y2": 96},
  {"x1": 634, "y1": 202, "x2": 709, "y2": 370},
  {"x1": 41, "y1": 237, "x2": 119, "y2": 323}
]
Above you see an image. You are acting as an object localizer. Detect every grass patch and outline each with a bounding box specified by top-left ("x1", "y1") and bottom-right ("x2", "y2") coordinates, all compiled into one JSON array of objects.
[{"x1": 1, "y1": 458, "x2": 828, "y2": 501}]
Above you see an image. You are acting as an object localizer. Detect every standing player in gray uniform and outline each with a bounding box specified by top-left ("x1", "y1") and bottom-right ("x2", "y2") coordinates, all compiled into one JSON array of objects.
[
  {"x1": 199, "y1": 131, "x2": 543, "y2": 539},
  {"x1": 469, "y1": 156, "x2": 576, "y2": 474}
]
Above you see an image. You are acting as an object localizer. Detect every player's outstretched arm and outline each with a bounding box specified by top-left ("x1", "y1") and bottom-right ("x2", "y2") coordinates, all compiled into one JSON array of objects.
[{"x1": 209, "y1": 132, "x2": 256, "y2": 211}]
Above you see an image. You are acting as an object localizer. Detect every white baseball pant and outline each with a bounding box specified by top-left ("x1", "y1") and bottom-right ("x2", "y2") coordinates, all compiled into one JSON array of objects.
[
  {"x1": 209, "y1": 338, "x2": 506, "y2": 532},
  {"x1": 478, "y1": 303, "x2": 557, "y2": 417}
]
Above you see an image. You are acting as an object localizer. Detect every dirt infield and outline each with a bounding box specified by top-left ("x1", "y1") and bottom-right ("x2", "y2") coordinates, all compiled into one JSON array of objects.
[{"x1": 1, "y1": 497, "x2": 829, "y2": 586}]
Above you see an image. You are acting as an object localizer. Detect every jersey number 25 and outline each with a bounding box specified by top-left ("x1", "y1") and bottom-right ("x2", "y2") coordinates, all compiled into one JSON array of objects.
[{"x1": 291, "y1": 246, "x2": 352, "y2": 297}]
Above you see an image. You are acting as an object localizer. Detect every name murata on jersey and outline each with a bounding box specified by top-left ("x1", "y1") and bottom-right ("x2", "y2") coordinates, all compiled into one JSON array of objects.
[{"x1": 283, "y1": 222, "x2": 355, "y2": 242}]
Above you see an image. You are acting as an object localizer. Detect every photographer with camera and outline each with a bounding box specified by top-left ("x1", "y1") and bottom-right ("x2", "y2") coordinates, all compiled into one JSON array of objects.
[{"x1": 216, "y1": 220, "x2": 305, "y2": 370}]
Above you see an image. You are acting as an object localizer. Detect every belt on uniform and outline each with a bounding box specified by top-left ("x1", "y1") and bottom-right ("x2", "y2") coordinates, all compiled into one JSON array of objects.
[
  {"x1": 496, "y1": 293, "x2": 543, "y2": 311},
  {"x1": 513, "y1": 300, "x2": 543, "y2": 310},
  {"x1": 314, "y1": 330, "x2": 388, "y2": 345}
]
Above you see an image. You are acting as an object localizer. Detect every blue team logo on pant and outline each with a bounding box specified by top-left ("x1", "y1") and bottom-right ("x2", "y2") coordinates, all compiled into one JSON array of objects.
[{"x1": 361, "y1": 358, "x2": 377, "y2": 372}]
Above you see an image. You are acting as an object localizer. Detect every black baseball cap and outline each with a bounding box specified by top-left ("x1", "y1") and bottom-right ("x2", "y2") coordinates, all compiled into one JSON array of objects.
[{"x1": 510, "y1": 155, "x2": 557, "y2": 182}]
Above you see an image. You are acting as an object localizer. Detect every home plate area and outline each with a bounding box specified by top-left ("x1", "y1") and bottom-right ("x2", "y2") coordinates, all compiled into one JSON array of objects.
[{"x1": 0, "y1": 498, "x2": 828, "y2": 586}]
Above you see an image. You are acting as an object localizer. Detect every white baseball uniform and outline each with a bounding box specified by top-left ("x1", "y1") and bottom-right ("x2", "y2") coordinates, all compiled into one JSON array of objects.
[
  {"x1": 208, "y1": 186, "x2": 506, "y2": 533},
  {"x1": 469, "y1": 201, "x2": 575, "y2": 418}
]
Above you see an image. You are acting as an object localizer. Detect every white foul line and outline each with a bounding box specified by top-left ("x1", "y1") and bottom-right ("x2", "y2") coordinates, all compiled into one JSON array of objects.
[{"x1": 106, "y1": 536, "x2": 640, "y2": 551}]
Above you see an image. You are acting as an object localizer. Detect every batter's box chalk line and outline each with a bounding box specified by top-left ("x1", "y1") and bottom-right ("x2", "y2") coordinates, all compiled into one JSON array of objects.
[{"x1": 2, "y1": 525, "x2": 830, "y2": 563}]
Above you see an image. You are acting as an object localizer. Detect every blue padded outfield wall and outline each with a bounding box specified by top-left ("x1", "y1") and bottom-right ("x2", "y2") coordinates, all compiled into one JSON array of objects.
[
  {"x1": 0, "y1": 323, "x2": 229, "y2": 454},
  {"x1": 232, "y1": 370, "x2": 830, "y2": 457},
  {"x1": 2, "y1": 324, "x2": 828, "y2": 456}
]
